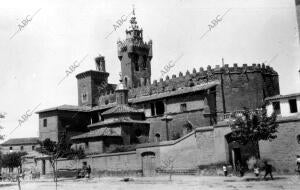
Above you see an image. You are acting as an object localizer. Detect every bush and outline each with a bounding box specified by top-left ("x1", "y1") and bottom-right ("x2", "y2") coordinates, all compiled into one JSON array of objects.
[{"x1": 171, "y1": 132, "x2": 181, "y2": 140}]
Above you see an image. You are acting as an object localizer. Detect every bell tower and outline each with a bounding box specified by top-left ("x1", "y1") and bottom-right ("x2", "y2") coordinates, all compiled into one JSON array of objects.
[{"x1": 117, "y1": 7, "x2": 152, "y2": 88}]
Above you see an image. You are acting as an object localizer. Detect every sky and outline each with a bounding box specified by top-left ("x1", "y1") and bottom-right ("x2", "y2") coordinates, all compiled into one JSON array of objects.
[{"x1": 0, "y1": 0, "x2": 300, "y2": 140}]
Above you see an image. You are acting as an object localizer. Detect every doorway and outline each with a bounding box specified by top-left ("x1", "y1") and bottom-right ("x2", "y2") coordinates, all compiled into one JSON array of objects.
[
  {"x1": 232, "y1": 148, "x2": 242, "y2": 171},
  {"x1": 141, "y1": 152, "x2": 156, "y2": 176},
  {"x1": 42, "y1": 160, "x2": 46, "y2": 175}
]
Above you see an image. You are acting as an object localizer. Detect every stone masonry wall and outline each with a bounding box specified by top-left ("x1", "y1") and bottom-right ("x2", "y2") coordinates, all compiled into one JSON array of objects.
[{"x1": 259, "y1": 116, "x2": 300, "y2": 174}]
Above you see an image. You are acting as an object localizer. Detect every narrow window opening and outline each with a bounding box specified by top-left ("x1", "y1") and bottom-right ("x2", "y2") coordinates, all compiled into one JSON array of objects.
[
  {"x1": 43, "y1": 119, "x2": 47, "y2": 127},
  {"x1": 272, "y1": 101, "x2": 281, "y2": 115},
  {"x1": 289, "y1": 99, "x2": 298, "y2": 113},
  {"x1": 150, "y1": 103, "x2": 155, "y2": 116},
  {"x1": 180, "y1": 103, "x2": 187, "y2": 112},
  {"x1": 155, "y1": 101, "x2": 165, "y2": 115}
]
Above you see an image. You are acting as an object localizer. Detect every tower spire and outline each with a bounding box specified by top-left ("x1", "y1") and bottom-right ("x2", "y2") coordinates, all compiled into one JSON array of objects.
[
  {"x1": 129, "y1": 5, "x2": 139, "y2": 30},
  {"x1": 132, "y1": 4, "x2": 135, "y2": 16}
]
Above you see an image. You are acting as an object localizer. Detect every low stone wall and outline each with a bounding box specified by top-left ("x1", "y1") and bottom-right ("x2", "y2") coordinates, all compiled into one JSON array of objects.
[
  {"x1": 24, "y1": 125, "x2": 232, "y2": 177},
  {"x1": 51, "y1": 151, "x2": 141, "y2": 176},
  {"x1": 136, "y1": 125, "x2": 230, "y2": 171},
  {"x1": 259, "y1": 116, "x2": 300, "y2": 174}
]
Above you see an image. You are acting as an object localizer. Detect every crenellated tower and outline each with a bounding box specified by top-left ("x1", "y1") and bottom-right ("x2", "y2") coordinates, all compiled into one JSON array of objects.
[{"x1": 117, "y1": 8, "x2": 152, "y2": 89}]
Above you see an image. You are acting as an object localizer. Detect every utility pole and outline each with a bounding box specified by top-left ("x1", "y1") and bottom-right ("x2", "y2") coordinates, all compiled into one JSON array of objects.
[{"x1": 161, "y1": 114, "x2": 173, "y2": 141}]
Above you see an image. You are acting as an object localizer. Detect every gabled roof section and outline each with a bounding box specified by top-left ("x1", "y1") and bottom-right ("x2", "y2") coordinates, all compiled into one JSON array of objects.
[
  {"x1": 130, "y1": 81, "x2": 219, "y2": 103},
  {"x1": 1, "y1": 137, "x2": 39, "y2": 146},
  {"x1": 102, "y1": 104, "x2": 144, "y2": 116},
  {"x1": 36, "y1": 104, "x2": 91, "y2": 114},
  {"x1": 88, "y1": 118, "x2": 150, "y2": 128},
  {"x1": 71, "y1": 127, "x2": 122, "y2": 140},
  {"x1": 265, "y1": 93, "x2": 300, "y2": 101}
]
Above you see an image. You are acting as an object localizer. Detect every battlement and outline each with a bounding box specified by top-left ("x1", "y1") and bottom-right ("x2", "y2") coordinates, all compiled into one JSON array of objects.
[
  {"x1": 152, "y1": 63, "x2": 277, "y2": 85},
  {"x1": 97, "y1": 63, "x2": 278, "y2": 106},
  {"x1": 117, "y1": 39, "x2": 152, "y2": 53}
]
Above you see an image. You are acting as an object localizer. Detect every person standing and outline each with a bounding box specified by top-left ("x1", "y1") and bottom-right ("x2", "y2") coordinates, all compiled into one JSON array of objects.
[
  {"x1": 296, "y1": 155, "x2": 300, "y2": 172},
  {"x1": 87, "y1": 165, "x2": 91, "y2": 178},
  {"x1": 223, "y1": 165, "x2": 228, "y2": 176},
  {"x1": 239, "y1": 165, "x2": 245, "y2": 177},
  {"x1": 264, "y1": 161, "x2": 274, "y2": 180},
  {"x1": 254, "y1": 164, "x2": 260, "y2": 177}
]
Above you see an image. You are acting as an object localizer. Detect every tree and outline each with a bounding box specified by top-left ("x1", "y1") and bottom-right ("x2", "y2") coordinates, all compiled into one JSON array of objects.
[
  {"x1": 161, "y1": 156, "x2": 176, "y2": 181},
  {"x1": 230, "y1": 106, "x2": 278, "y2": 157},
  {"x1": 0, "y1": 111, "x2": 6, "y2": 140},
  {"x1": 37, "y1": 137, "x2": 85, "y2": 187},
  {"x1": 1, "y1": 151, "x2": 27, "y2": 171}
]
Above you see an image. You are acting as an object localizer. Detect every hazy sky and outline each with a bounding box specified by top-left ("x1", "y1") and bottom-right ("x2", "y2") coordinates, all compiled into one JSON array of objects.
[{"x1": 0, "y1": 0, "x2": 300, "y2": 140}]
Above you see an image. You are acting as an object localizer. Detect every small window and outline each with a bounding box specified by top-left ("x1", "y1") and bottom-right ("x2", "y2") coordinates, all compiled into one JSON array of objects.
[
  {"x1": 43, "y1": 119, "x2": 47, "y2": 127},
  {"x1": 297, "y1": 135, "x2": 300, "y2": 144},
  {"x1": 9, "y1": 147, "x2": 12, "y2": 150},
  {"x1": 32, "y1": 146, "x2": 35, "y2": 150},
  {"x1": 289, "y1": 99, "x2": 298, "y2": 113},
  {"x1": 272, "y1": 101, "x2": 281, "y2": 114},
  {"x1": 20, "y1": 146, "x2": 24, "y2": 151},
  {"x1": 85, "y1": 142, "x2": 89, "y2": 149},
  {"x1": 180, "y1": 103, "x2": 187, "y2": 112}
]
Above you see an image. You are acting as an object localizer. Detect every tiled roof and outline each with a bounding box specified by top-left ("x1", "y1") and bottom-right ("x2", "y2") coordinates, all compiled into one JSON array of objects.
[
  {"x1": 102, "y1": 104, "x2": 144, "y2": 115},
  {"x1": 265, "y1": 93, "x2": 300, "y2": 101},
  {"x1": 88, "y1": 118, "x2": 150, "y2": 128},
  {"x1": 129, "y1": 81, "x2": 219, "y2": 103},
  {"x1": 1, "y1": 137, "x2": 39, "y2": 146},
  {"x1": 37, "y1": 82, "x2": 218, "y2": 114},
  {"x1": 71, "y1": 127, "x2": 122, "y2": 140},
  {"x1": 91, "y1": 103, "x2": 117, "y2": 111},
  {"x1": 36, "y1": 104, "x2": 91, "y2": 113}
]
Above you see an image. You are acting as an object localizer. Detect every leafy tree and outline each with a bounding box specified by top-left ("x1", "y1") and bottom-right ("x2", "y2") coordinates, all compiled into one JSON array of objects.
[
  {"x1": 1, "y1": 152, "x2": 27, "y2": 171},
  {"x1": 37, "y1": 137, "x2": 85, "y2": 184},
  {"x1": 229, "y1": 106, "x2": 278, "y2": 156}
]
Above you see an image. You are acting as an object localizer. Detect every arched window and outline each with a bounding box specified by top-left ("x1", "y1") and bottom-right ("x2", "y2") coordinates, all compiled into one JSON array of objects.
[
  {"x1": 135, "y1": 129, "x2": 142, "y2": 137},
  {"x1": 81, "y1": 87, "x2": 88, "y2": 103},
  {"x1": 155, "y1": 133, "x2": 160, "y2": 143}
]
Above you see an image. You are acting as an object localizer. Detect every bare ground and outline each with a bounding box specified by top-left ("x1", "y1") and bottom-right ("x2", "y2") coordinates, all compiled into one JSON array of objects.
[{"x1": 0, "y1": 175, "x2": 299, "y2": 190}]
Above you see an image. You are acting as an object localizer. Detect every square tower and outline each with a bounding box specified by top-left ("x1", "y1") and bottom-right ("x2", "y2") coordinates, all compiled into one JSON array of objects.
[{"x1": 117, "y1": 11, "x2": 152, "y2": 88}]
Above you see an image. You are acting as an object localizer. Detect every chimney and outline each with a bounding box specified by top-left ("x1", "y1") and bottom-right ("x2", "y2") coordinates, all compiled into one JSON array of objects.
[{"x1": 95, "y1": 55, "x2": 106, "y2": 72}]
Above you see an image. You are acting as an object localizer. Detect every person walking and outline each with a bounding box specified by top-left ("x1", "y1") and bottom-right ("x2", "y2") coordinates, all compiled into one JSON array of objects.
[{"x1": 264, "y1": 161, "x2": 274, "y2": 180}]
